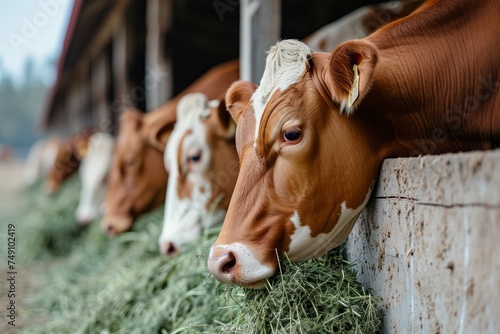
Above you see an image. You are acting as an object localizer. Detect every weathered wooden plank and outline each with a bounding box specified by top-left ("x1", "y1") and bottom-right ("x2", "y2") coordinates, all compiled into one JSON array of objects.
[
  {"x1": 240, "y1": 0, "x2": 281, "y2": 82},
  {"x1": 346, "y1": 149, "x2": 500, "y2": 334},
  {"x1": 146, "y1": 0, "x2": 173, "y2": 110},
  {"x1": 91, "y1": 53, "x2": 110, "y2": 130}
]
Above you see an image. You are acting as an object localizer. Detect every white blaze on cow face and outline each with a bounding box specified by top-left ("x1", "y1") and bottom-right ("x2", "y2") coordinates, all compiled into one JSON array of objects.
[
  {"x1": 251, "y1": 40, "x2": 312, "y2": 146},
  {"x1": 75, "y1": 132, "x2": 114, "y2": 225},
  {"x1": 159, "y1": 93, "x2": 230, "y2": 256}
]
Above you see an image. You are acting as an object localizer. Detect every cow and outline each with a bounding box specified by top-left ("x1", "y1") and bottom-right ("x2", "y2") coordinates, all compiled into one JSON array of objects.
[
  {"x1": 23, "y1": 137, "x2": 62, "y2": 187},
  {"x1": 158, "y1": 93, "x2": 238, "y2": 256},
  {"x1": 208, "y1": 0, "x2": 500, "y2": 288},
  {"x1": 44, "y1": 129, "x2": 96, "y2": 194},
  {"x1": 75, "y1": 132, "x2": 115, "y2": 225},
  {"x1": 102, "y1": 60, "x2": 239, "y2": 236}
]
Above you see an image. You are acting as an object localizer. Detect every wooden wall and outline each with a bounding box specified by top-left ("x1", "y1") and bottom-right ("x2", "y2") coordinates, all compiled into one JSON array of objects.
[{"x1": 346, "y1": 149, "x2": 500, "y2": 333}]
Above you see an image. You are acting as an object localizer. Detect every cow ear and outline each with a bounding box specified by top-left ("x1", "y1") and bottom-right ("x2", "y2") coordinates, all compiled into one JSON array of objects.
[
  {"x1": 225, "y1": 80, "x2": 258, "y2": 124},
  {"x1": 329, "y1": 39, "x2": 378, "y2": 115},
  {"x1": 148, "y1": 119, "x2": 174, "y2": 152},
  {"x1": 209, "y1": 98, "x2": 236, "y2": 139}
]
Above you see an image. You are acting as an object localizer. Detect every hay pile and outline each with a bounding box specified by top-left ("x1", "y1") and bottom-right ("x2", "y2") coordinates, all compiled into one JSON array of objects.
[{"x1": 1, "y1": 178, "x2": 382, "y2": 333}]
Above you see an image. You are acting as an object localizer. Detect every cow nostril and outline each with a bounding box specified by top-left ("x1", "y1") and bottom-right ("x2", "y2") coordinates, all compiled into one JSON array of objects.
[
  {"x1": 105, "y1": 224, "x2": 116, "y2": 236},
  {"x1": 166, "y1": 242, "x2": 177, "y2": 257},
  {"x1": 221, "y1": 251, "x2": 237, "y2": 274}
]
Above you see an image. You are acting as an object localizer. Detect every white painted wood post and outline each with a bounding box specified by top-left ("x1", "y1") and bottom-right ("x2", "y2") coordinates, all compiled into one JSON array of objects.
[
  {"x1": 240, "y1": 0, "x2": 281, "y2": 83},
  {"x1": 146, "y1": 0, "x2": 173, "y2": 111}
]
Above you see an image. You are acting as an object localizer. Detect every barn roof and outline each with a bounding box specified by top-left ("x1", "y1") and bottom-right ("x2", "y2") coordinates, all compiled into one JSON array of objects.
[
  {"x1": 41, "y1": 0, "x2": 129, "y2": 128},
  {"x1": 41, "y1": 0, "x2": 388, "y2": 131}
]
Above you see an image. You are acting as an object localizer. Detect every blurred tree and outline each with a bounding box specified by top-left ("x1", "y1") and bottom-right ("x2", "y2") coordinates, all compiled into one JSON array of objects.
[{"x1": 0, "y1": 57, "x2": 50, "y2": 158}]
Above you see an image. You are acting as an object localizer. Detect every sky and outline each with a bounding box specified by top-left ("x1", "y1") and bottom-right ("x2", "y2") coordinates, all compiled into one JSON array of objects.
[{"x1": 0, "y1": 0, "x2": 74, "y2": 86}]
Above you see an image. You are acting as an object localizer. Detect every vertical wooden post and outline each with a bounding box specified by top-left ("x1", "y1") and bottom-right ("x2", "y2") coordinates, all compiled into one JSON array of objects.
[
  {"x1": 240, "y1": 0, "x2": 281, "y2": 83},
  {"x1": 66, "y1": 78, "x2": 82, "y2": 134},
  {"x1": 91, "y1": 53, "x2": 110, "y2": 132},
  {"x1": 146, "y1": 0, "x2": 173, "y2": 111},
  {"x1": 81, "y1": 72, "x2": 92, "y2": 128},
  {"x1": 112, "y1": 19, "x2": 133, "y2": 113}
]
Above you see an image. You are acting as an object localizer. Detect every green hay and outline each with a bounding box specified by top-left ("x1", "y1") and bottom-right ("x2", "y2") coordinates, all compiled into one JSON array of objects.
[
  {"x1": 223, "y1": 250, "x2": 382, "y2": 334},
  {"x1": 2, "y1": 175, "x2": 85, "y2": 263},
  {"x1": 2, "y1": 179, "x2": 382, "y2": 333}
]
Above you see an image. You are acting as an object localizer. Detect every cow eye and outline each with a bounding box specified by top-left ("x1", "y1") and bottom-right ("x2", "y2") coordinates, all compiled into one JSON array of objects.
[
  {"x1": 187, "y1": 151, "x2": 202, "y2": 165},
  {"x1": 283, "y1": 128, "x2": 302, "y2": 142}
]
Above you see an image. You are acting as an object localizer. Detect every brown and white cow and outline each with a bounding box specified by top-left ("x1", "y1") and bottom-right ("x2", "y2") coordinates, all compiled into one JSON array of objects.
[
  {"x1": 208, "y1": 0, "x2": 500, "y2": 288},
  {"x1": 158, "y1": 93, "x2": 238, "y2": 256},
  {"x1": 44, "y1": 129, "x2": 95, "y2": 194},
  {"x1": 102, "y1": 60, "x2": 239, "y2": 235}
]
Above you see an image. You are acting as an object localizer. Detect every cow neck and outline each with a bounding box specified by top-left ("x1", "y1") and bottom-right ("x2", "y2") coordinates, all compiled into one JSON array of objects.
[
  {"x1": 364, "y1": 0, "x2": 500, "y2": 157},
  {"x1": 367, "y1": 62, "x2": 496, "y2": 156}
]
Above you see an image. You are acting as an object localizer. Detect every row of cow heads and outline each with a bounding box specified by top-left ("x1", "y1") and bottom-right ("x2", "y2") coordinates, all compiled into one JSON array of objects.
[
  {"x1": 72, "y1": 92, "x2": 238, "y2": 256},
  {"x1": 99, "y1": 59, "x2": 240, "y2": 237},
  {"x1": 42, "y1": 43, "x2": 382, "y2": 290},
  {"x1": 68, "y1": 40, "x2": 380, "y2": 289},
  {"x1": 59, "y1": 39, "x2": 383, "y2": 290}
]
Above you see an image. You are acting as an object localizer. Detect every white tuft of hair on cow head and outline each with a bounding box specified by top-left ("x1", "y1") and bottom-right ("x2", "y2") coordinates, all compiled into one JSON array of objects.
[
  {"x1": 159, "y1": 92, "x2": 237, "y2": 256},
  {"x1": 75, "y1": 132, "x2": 114, "y2": 225},
  {"x1": 252, "y1": 39, "x2": 312, "y2": 146}
]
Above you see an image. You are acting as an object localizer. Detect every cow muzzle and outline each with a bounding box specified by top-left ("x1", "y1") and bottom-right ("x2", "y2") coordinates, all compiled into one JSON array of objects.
[
  {"x1": 44, "y1": 179, "x2": 59, "y2": 194},
  {"x1": 100, "y1": 215, "x2": 133, "y2": 236},
  {"x1": 75, "y1": 213, "x2": 96, "y2": 226},
  {"x1": 207, "y1": 243, "x2": 276, "y2": 289}
]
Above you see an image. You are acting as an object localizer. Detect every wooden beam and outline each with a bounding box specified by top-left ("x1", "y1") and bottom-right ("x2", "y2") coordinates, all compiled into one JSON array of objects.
[
  {"x1": 240, "y1": 0, "x2": 281, "y2": 82},
  {"x1": 347, "y1": 150, "x2": 500, "y2": 333},
  {"x1": 66, "y1": 77, "x2": 82, "y2": 134},
  {"x1": 74, "y1": 0, "x2": 131, "y2": 79},
  {"x1": 145, "y1": 0, "x2": 173, "y2": 111},
  {"x1": 91, "y1": 53, "x2": 110, "y2": 131},
  {"x1": 112, "y1": 18, "x2": 133, "y2": 113}
]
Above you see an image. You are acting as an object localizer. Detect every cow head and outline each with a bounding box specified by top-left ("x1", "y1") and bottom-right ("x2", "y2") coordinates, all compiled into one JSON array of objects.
[
  {"x1": 75, "y1": 132, "x2": 115, "y2": 225},
  {"x1": 208, "y1": 39, "x2": 384, "y2": 288},
  {"x1": 101, "y1": 107, "x2": 174, "y2": 236},
  {"x1": 44, "y1": 132, "x2": 91, "y2": 194},
  {"x1": 159, "y1": 93, "x2": 239, "y2": 256}
]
